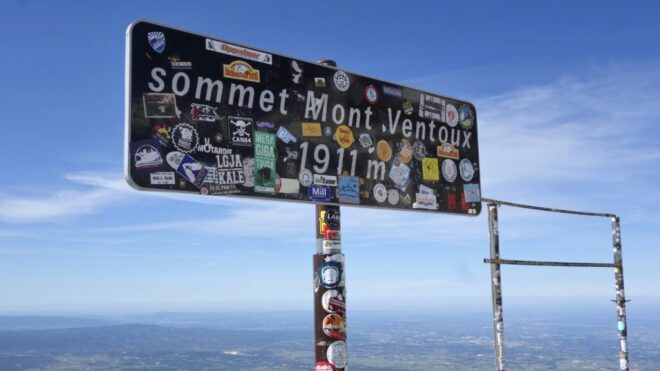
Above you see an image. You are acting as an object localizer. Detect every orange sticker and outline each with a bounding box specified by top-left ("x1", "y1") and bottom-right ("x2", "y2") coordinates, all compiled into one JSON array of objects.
[
  {"x1": 437, "y1": 143, "x2": 459, "y2": 159},
  {"x1": 223, "y1": 60, "x2": 260, "y2": 83}
]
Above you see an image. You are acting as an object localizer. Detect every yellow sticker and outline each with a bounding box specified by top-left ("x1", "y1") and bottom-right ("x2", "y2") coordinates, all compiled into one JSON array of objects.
[
  {"x1": 422, "y1": 157, "x2": 440, "y2": 181},
  {"x1": 335, "y1": 125, "x2": 354, "y2": 148},
  {"x1": 223, "y1": 60, "x2": 260, "y2": 83},
  {"x1": 302, "y1": 122, "x2": 322, "y2": 137}
]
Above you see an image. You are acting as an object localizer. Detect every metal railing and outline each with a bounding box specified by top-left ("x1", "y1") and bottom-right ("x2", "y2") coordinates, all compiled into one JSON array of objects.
[{"x1": 482, "y1": 198, "x2": 629, "y2": 371}]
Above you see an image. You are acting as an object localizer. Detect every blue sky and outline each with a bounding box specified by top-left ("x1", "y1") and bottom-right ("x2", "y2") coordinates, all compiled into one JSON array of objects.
[{"x1": 0, "y1": 0, "x2": 659, "y2": 315}]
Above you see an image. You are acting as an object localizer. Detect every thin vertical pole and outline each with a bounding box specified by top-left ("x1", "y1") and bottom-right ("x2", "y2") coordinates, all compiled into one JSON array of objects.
[
  {"x1": 313, "y1": 204, "x2": 346, "y2": 370},
  {"x1": 488, "y1": 203, "x2": 505, "y2": 371},
  {"x1": 612, "y1": 216, "x2": 629, "y2": 370},
  {"x1": 313, "y1": 56, "x2": 346, "y2": 371}
]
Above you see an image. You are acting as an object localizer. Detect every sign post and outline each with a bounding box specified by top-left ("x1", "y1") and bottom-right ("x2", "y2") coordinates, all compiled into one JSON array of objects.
[{"x1": 125, "y1": 20, "x2": 481, "y2": 369}]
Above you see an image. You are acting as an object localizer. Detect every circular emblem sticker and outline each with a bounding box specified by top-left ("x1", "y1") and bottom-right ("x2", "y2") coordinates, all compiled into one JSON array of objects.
[
  {"x1": 299, "y1": 169, "x2": 313, "y2": 187},
  {"x1": 446, "y1": 104, "x2": 459, "y2": 127},
  {"x1": 322, "y1": 289, "x2": 346, "y2": 315},
  {"x1": 335, "y1": 125, "x2": 354, "y2": 148},
  {"x1": 442, "y1": 159, "x2": 457, "y2": 183},
  {"x1": 324, "y1": 207, "x2": 340, "y2": 229},
  {"x1": 458, "y1": 104, "x2": 474, "y2": 130},
  {"x1": 323, "y1": 314, "x2": 346, "y2": 340},
  {"x1": 412, "y1": 140, "x2": 427, "y2": 161},
  {"x1": 327, "y1": 341, "x2": 347, "y2": 369},
  {"x1": 376, "y1": 140, "x2": 392, "y2": 162},
  {"x1": 319, "y1": 262, "x2": 342, "y2": 289},
  {"x1": 459, "y1": 159, "x2": 475, "y2": 182},
  {"x1": 373, "y1": 183, "x2": 387, "y2": 203},
  {"x1": 333, "y1": 71, "x2": 350, "y2": 92},
  {"x1": 364, "y1": 84, "x2": 379, "y2": 104},
  {"x1": 172, "y1": 123, "x2": 199, "y2": 153},
  {"x1": 387, "y1": 188, "x2": 399, "y2": 205}
]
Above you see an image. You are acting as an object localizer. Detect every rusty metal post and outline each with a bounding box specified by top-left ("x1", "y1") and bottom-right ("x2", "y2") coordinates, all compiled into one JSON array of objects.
[
  {"x1": 612, "y1": 216, "x2": 629, "y2": 370},
  {"x1": 488, "y1": 203, "x2": 505, "y2": 371},
  {"x1": 313, "y1": 204, "x2": 346, "y2": 370}
]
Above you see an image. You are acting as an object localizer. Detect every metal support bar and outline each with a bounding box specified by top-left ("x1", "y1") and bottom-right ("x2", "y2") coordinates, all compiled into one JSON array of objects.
[
  {"x1": 484, "y1": 259, "x2": 617, "y2": 268},
  {"x1": 482, "y1": 198, "x2": 615, "y2": 218},
  {"x1": 488, "y1": 204, "x2": 505, "y2": 371},
  {"x1": 612, "y1": 216, "x2": 629, "y2": 371}
]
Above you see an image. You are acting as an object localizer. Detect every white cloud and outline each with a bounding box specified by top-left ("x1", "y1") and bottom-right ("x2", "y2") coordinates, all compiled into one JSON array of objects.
[{"x1": 476, "y1": 66, "x2": 660, "y2": 214}]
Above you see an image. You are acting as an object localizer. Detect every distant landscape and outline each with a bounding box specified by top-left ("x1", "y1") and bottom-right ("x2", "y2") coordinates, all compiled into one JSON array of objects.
[{"x1": 0, "y1": 308, "x2": 658, "y2": 370}]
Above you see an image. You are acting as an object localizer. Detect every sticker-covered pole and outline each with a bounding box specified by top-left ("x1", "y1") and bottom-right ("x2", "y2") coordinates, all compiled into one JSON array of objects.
[
  {"x1": 612, "y1": 216, "x2": 630, "y2": 370},
  {"x1": 314, "y1": 204, "x2": 346, "y2": 370},
  {"x1": 488, "y1": 203, "x2": 505, "y2": 371},
  {"x1": 313, "y1": 57, "x2": 346, "y2": 371}
]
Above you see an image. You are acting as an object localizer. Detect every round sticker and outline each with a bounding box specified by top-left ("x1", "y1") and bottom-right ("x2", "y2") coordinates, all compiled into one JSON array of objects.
[
  {"x1": 458, "y1": 104, "x2": 474, "y2": 130},
  {"x1": 171, "y1": 123, "x2": 199, "y2": 153},
  {"x1": 412, "y1": 140, "x2": 427, "y2": 161},
  {"x1": 618, "y1": 320, "x2": 625, "y2": 331},
  {"x1": 446, "y1": 104, "x2": 459, "y2": 127},
  {"x1": 396, "y1": 139, "x2": 413, "y2": 164},
  {"x1": 376, "y1": 140, "x2": 392, "y2": 162},
  {"x1": 319, "y1": 262, "x2": 342, "y2": 289},
  {"x1": 322, "y1": 314, "x2": 346, "y2": 340},
  {"x1": 459, "y1": 159, "x2": 475, "y2": 182},
  {"x1": 322, "y1": 289, "x2": 346, "y2": 315},
  {"x1": 387, "y1": 188, "x2": 399, "y2": 205},
  {"x1": 324, "y1": 207, "x2": 340, "y2": 229},
  {"x1": 364, "y1": 84, "x2": 379, "y2": 104},
  {"x1": 327, "y1": 341, "x2": 347, "y2": 369},
  {"x1": 373, "y1": 183, "x2": 387, "y2": 203},
  {"x1": 333, "y1": 71, "x2": 350, "y2": 92},
  {"x1": 299, "y1": 169, "x2": 313, "y2": 187},
  {"x1": 442, "y1": 159, "x2": 457, "y2": 183},
  {"x1": 335, "y1": 125, "x2": 354, "y2": 149}
]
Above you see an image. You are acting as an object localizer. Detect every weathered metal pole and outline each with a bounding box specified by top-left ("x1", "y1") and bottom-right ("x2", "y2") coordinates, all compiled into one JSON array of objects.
[
  {"x1": 488, "y1": 203, "x2": 505, "y2": 371},
  {"x1": 314, "y1": 204, "x2": 346, "y2": 370},
  {"x1": 612, "y1": 216, "x2": 629, "y2": 371},
  {"x1": 312, "y1": 58, "x2": 346, "y2": 371}
]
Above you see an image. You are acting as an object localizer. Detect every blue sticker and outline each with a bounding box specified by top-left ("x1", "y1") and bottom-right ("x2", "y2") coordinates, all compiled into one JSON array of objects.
[
  {"x1": 617, "y1": 321, "x2": 625, "y2": 331},
  {"x1": 463, "y1": 183, "x2": 481, "y2": 202},
  {"x1": 319, "y1": 262, "x2": 342, "y2": 289},
  {"x1": 383, "y1": 85, "x2": 402, "y2": 98},
  {"x1": 176, "y1": 154, "x2": 208, "y2": 189},
  {"x1": 308, "y1": 185, "x2": 332, "y2": 201},
  {"x1": 276, "y1": 126, "x2": 297, "y2": 144},
  {"x1": 147, "y1": 31, "x2": 166, "y2": 53},
  {"x1": 338, "y1": 176, "x2": 360, "y2": 204}
]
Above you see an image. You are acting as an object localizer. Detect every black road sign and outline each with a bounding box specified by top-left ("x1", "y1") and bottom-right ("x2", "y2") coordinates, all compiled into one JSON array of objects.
[{"x1": 125, "y1": 20, "x2": 481, "y2": 215}]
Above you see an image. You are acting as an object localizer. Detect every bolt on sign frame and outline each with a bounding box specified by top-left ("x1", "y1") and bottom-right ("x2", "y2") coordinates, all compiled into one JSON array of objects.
[
  {"x1": 482, "y1": 198, "x2": 630, "y2": 371},
  {"x1": 125, "y1": 20, "x2": 482, "y2": 370}
]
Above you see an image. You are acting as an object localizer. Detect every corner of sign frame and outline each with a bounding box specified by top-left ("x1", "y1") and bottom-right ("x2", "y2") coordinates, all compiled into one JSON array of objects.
[{"x1": 126, "y1": 19, "x2": 150, "y2": 37}]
